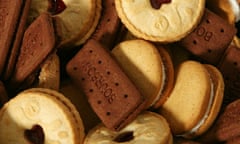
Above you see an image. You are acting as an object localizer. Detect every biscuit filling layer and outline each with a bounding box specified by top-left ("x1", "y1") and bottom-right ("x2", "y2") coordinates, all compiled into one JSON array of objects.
[{"x1": 178, "y1": 75, "x2": 215, "y2": 137}]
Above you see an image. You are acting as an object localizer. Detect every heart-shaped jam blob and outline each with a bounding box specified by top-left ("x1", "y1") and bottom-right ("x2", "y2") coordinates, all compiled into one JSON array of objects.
[
  {"x1": 48, "y1": 0, "x2": 66, "y2": 15},
  {"x1": 24, "y1": 125, "x2": 45, "y2": 144},
  {"x1": 113, "y1": 131, "x2": 134, "y2": 142},
  {"x1": 150, "y1": 0, "x2": 171, "y2": 9}
]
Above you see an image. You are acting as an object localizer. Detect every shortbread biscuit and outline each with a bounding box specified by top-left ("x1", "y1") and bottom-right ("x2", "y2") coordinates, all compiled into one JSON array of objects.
[
  {"x1": 115, "y1": 0, "x2": 205, "y2": 42},
  {"x1": 0, "y1": 88, "x2": 85, "y2": 144},
  {"x1": 112, "y1": 40, "x2": 174, "y2": 108},
  {"x1": 84, "y1": 111, "x2": 173, "y2": 144}
]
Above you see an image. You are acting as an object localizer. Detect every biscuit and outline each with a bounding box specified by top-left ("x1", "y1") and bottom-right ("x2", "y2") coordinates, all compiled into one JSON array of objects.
[
  {"x1": 84, "y1": 111, "x2": 173, "y2": 144},
  {"x1": 59, "y1": 79, "x2": 101, "y2": 132},
  {"x1": 159, "y1": 60, "x2": 224, "y2": 138},
  {"x1": 217, "y1": 43, "x2": 240, "y2": 106},
  {"x1": 179, "y1": 9, "x2": 236, "y2": 65},
  {"x1": 199, "y1": 99, "x2": 240, "y2": 143},
  {"x1": 0, "y1": 88, "x2": 85, "y2": 144},
  {"x1": 66, "y1": 39, "x2": 146, "y2": 131},
  {"x1": 2, "y1": 0, "x2": 32, "y2": 80},
  {"x1": 115, "y1": 0, "x2": 205, "y2": 42},
  {"x1": 0, "y1": 81, "x2": 8, "y2": 108},
  {"x1": 0, "y1": 0, "x2": 30, "y2": 78},
  {"x1": 8, "y1": 13, "x2": 56, "y2": 91},
  {"x1": 91, "y1": 0, "x2": 122, "y2": 49},
  {"x1": 111, "y1": 40, "x2": 174, "y2": 108},
  {"x1": 206, "y1": 0, "x2": 240, "y2": 24}
]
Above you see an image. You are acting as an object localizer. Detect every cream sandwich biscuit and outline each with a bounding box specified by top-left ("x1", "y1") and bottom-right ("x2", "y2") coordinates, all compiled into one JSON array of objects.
[
  {"x1": 159, "y1": 60, "x2": 224, "y2": 139},
  {"x1": 84, "y1": 111, "x2": 173, "y2": 144},
  {"x1": 111, "y1": 39, "x2": 174, "y2": 109},
  {"x1": 115, "y1": 0, "x2": 205, "y2": 43},
  {"x1": 0, "y1": 88, "x2": 85, "y2": 144},
  {"x1": 66, "y1": 39, "x2": 146, "y2": 131}
]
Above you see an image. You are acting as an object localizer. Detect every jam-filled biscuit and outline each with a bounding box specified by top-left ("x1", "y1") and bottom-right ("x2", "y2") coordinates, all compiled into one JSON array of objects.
[
  {"x1": 115, "y1": 0, "x2": 205, "y2": 43},
  {"x1": 84, "y1": 111, "x2": 173, "y2": 144},
  {"x1": 0, "y1": 88, "x2": 85, "y2": 144}
]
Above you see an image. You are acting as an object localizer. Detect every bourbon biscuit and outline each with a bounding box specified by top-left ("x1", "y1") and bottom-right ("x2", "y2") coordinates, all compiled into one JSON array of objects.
[
  {"x1": 3, "y1": 0, "x2": 32, "y2": 80},
  {"x1": 179, "y1": 9, "x2": 236, "y2": 65},
  {"x1": 66, "y1": 39, "x2": 146, "y2": 131},
  {"x1": 217, "y1": 44, "x2": 240, "y2": 105},
  {"x1": 91, "y1": 0, "x2": 122, "y2": 49},
  {"x1": 0, "y1": 0, "x2": 23, "y2": 77},
  {"x1": 9, "y1": 13, "x2": 56, "y2": 90}
]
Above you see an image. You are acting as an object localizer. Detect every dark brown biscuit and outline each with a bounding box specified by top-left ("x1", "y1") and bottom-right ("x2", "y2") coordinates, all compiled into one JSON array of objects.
[
  {"x1": 179, "y1": 9, "x2": 236, "y2": 65},
  {"x1": 198, "y1": 99, "x2": 240, "y2": 143},
  {"x1": 8, "y1": 13, "x2": 56, "y2": 90},
  {"x1": 91, "y1": 0, "x2": 121, "y2": 49},
  {"x1": 0, "y1": 81, "x2": 8, "y2": 107},
  {"x1": 3, "y1": 0, "x2": 32, "y2": 80},
  {"x1": 0, "y1": 0, "x2": 23, "y2": 76},
  {"x1": 217, "y1": 45, "x2": 240, "y2": 105},
  {"x1": 66, "y1": 39, "x2": 146, "y2": 131}
]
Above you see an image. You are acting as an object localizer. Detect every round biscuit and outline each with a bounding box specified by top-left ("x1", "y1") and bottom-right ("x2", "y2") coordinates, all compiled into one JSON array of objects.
[
  {"x1": 115, "y1": 0, "x2": 205, "y2": 42},
  {"x1": 112, "y1": 39, "x2": 164, "y2": 108},
  {"x1": 0, "y1": 88, "x2": 85, "y2": 144}
]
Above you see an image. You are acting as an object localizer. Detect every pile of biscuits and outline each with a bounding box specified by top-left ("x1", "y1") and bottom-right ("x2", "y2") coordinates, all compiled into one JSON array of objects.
[{"x1": 1, "y1": 0, "x2": 240, "y2": 143}]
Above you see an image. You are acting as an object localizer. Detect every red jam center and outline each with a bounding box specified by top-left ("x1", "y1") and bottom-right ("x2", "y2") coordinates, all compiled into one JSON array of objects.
[
  {"x1": 48, "y1": 0, "x2": 66, "y2": 15},
  {"x1": 24, "y1": 125, "x2": 44, "y2": 144},
  {"x1": 150, "y1": 0, "x2": 171, "y2": 9}
]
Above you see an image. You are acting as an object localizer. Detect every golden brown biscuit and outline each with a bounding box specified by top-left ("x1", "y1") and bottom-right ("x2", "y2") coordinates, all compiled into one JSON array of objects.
[
  {"x1": 159, "y1": 60, "x2": 224, "y2": 139},
  {"x1": 112, "y1": 40, "x2": 174, "y2": 108}
]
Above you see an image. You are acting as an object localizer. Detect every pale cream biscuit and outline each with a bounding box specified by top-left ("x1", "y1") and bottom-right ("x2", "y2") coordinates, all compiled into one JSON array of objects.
[
  {"x1": 84, "y1": 111, "x2": 173, "y2": 144},
  {"x1": 28, "y1": 0, "x2": 102, "y2": 47},
  {"x1": 159, "y1": 60, "x2": 224, "y2": 138},
  {"x1": 111, "y1": 39, "x2": 171, "y2": 108},
  {"x1": 0, "y1": 88, "x2": 85, "y2": 144},
  {"x1": 115, "y1": 0, "x2": 205, "y2": 43},
  {"x1": 37, "y1": 52, "x2": 60, "y2": 91}
]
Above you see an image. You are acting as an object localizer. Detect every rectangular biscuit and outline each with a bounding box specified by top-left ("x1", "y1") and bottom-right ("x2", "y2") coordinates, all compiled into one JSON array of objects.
[
  {"x1": 3, "y1": 0, "x2": 32, "y2": 80},
  {"x1": 91, "y1": 0, "x2": 121, "y2": 49},
  {"x1": 179, "y1": 9, "x2": 236, "y2": 65},
  {"x1": 66, "y1": 39, "x2": 146, "y2": 131},
  {"x1": 218, "y1": 44, "x2": 240, "y2": 104},
  {"x1": 9, "y1": 13, "x2": 56, "y2": 90},
  {"x1": 0, "y1": 0, "x2": 23, "y2": 76}
]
